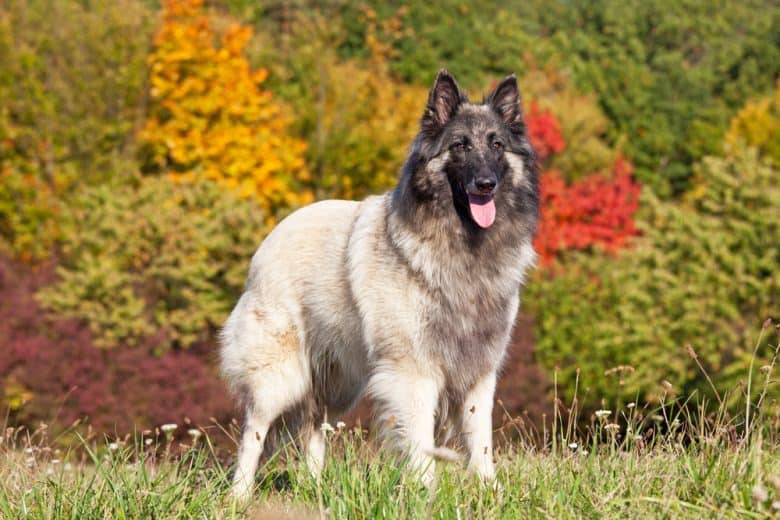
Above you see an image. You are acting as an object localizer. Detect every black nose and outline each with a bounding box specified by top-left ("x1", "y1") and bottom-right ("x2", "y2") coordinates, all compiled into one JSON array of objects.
[{"x1": 475, "y1": 176, "x2": 497, "y2": 193}]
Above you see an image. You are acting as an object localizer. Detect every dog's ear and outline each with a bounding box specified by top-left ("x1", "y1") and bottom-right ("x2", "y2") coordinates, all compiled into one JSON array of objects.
[
  {"x1": 422, "y1": 69, "x2": 464, "y2": 134},
  {"x1": 488, "y1": 74, "x2": 524, "y2": 134}
]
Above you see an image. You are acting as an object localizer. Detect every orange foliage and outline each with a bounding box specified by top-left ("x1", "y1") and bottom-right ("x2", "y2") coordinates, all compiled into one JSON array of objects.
[{"x1": 139, "y1": 0, "x2": 312, "y2": 219}]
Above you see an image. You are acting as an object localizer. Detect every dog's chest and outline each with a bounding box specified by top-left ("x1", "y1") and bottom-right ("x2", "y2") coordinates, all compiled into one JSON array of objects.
[{"x1": 418, "y1": 271, "x2": 519, "y2": 388}]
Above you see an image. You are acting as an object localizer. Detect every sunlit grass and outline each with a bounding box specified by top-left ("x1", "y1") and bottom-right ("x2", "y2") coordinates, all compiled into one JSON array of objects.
[{"x1": 2, "y1": 323, "x2": 778, "y2": 518}]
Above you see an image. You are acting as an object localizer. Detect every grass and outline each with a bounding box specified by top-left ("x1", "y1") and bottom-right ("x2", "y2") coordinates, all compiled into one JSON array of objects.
[
  {"x1": 2, "y1": 324, "x2": 779, "y2": 518},
  {"x1": 2, "y1": 420, "x2": 779, "y2": 519}
]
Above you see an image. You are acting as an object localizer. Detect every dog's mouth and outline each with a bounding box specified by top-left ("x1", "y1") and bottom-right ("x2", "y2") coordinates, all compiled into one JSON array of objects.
[{"x1": 466, "y1": 193, "x2": 496, "y2": 228}]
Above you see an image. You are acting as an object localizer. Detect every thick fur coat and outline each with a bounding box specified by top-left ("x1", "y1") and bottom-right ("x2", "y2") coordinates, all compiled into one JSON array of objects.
[{"x1": 220, "y1": 70, "x2": 539, "y2": 499}]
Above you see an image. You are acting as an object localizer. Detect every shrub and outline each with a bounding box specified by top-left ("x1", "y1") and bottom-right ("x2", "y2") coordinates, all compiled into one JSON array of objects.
[
  {"x1": 533, "y1": 159, "x2": 641, "y2": 265},
  {"x1": 520, "y1": 63, "x2": 619, "y2": 180},
  {"x1": 527, "y1": 145, "x2": 780, "y2": 408},
  {"x1": 338, "y1": 2, "x2": 542, "y2": 89},
  {"x1": 37, "y1": 176, "x2": 264, "y2": 350},
  {"x1": 523, "y1": 0, "x2": 780, "y2": 195},
  {"x1": 0, "y1": 253, "x2": 234, "y2": 436},
  {"x1": 0, "y1": 0, "x2": 153, "y2": 259},
  {"x1": 138, "y1": 0, "x2": 312, "y2": 221},
  {"x1": 525, "y1": 101, "x2": 565, "y2": 163},
  {"x1": 525, "y1": 105, "x2": 641, "y2": 264},
  {"x1": 725, "y1": 82, "x2": 780, "y2": 165},
  {"x1": 0, "y1": 159, "x2": 59, "y2": 261},
  {"x1": 249, "y1": 8, "x2": 427, "y2": 200}
]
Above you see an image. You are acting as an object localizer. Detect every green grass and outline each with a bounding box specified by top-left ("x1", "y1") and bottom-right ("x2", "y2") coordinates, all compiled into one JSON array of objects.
[
  {"x1": 3, "y1": 400, "x2": 779, "y2": 519},
  {"x1": 2, "y1": 325, "x2": 778, "y2": 518}
]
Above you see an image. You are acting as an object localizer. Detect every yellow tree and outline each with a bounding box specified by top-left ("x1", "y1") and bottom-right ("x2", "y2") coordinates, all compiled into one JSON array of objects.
[{"x1": 139, "y1": 0, "x2": 312, "y2": 220}]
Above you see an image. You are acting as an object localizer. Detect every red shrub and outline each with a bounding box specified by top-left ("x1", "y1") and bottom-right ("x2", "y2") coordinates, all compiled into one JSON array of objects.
[
  {"x1": 525, "y1": 100, "x2": 565, "y2": 162},
  {"x1": 523, "y1": 102, "x2": 641, "y2": 265},
  {"x1": 0, "y1": 253, "x2": 235, "y2": 437},
  {"x1": 533, "y1": 158, "x2": 641, "y2": 264}
]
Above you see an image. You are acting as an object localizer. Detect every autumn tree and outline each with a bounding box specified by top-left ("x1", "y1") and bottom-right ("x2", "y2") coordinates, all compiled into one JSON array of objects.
[
  {"x1": 251, "y1": 6, "x2": 428, "y2": 200},
  {"x1": 725, "y1": 82, "x2": 780, "y2": 165},
  {"x1": 139, "y1": 0, "x2": 312, "y2": 220},
  {"x1": 525, "y1": 105, "x2": 641, "y2": 264}
]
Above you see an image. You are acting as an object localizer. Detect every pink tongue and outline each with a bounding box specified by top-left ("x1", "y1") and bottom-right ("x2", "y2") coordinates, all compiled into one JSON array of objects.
[{"x1": 468, "y1": 195, "x2": 496, "y2": 228}]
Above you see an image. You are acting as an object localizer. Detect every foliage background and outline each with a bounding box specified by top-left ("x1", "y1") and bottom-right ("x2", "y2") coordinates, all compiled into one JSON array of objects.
[{"x1": 0, "y1": 0, "x2": 777, "y2": 438}]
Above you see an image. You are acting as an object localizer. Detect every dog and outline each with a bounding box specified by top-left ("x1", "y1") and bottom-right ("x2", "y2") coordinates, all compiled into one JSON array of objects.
[{"x1": 220, "y1": 69, "x2": 539, "y2": 499}]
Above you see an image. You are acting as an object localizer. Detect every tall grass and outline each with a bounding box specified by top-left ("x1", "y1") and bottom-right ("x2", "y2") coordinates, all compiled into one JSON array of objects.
[{"x1": 1, "y1": 321, "x2": 778, "y2": 518}]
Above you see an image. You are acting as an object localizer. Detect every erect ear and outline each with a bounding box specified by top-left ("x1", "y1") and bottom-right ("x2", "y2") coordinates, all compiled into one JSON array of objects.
[
  {"x1": 488, "y1": 74, "x2": 524, "y2": 133},
  {"x1": 421, "y1": 69, "x2": 465, "y2": 134}
]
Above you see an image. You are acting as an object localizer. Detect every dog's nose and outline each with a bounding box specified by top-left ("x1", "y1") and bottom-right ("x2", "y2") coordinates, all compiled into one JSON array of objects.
[{"x1": 475, "y1": 176, "x2": 497, "y2": 193}]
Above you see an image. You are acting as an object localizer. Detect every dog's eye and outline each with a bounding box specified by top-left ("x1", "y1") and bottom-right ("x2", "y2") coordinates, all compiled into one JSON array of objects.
[{"x1": 492, "y1": 140, "x2": 504, "y2": 151}]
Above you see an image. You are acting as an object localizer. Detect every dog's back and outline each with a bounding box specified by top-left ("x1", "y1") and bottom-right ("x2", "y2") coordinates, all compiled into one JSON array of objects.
[{"x1": 220, "y1": 199, "x2": 369, "y2": 413}]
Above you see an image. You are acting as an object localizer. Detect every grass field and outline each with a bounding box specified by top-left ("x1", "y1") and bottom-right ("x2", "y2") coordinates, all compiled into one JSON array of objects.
[
  {"x1": 2, "y1": 328, "x2": 778, "y2": 519},
  {"x1": 3, "y1": 400, "x2": 779, "y2": 519}
]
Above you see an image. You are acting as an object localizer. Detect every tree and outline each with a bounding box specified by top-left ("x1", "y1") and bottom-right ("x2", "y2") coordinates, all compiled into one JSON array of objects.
[{"x1": 138, "y1": 0, "x2": 312, "y2": 221}]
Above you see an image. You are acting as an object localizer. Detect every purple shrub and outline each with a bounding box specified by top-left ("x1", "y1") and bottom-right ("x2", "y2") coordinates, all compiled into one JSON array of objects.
[{"x1": 0, "y1": 253, "x2": 235, "y2": 438}]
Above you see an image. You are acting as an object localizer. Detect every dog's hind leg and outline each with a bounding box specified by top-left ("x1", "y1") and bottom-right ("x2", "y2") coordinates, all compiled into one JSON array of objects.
[
  {"x1": 222, "y1": 301, "x2": 310, "y2": 500},
  {"x1": 231, "y1": 410, "x2": 272, "y2": 500},
  {"x1": 230, "y1": 360, "x2": 310, "y2": 500}
]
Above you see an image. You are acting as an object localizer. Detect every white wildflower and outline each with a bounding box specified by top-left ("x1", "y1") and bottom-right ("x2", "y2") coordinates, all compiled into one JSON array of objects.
[
  {"x1": 187, "y1": 429, "x2": 202, "y2": 439},
  {"x1": 320, "y1": 422, "x2": 335, "y2": 433},
  {"x1": 595, "y1": 410, "x2": 611, "y2": 419},
  {"x1": 108, "y1": 442, "x2": 119, "y2": 451},
  {"x1": 752, "y1": 484, "x2": 768, "y2": 503},
  {"x1": 51, "y1": 459, "x2": 60, "y2": 465},
  {"x1": 24, "y1": 447, "x2": 34, "y2": 454},
  {"x1": 25, "y1": 457, "x2": 35, "y2": 468},
  {"x1": 336, "y1": 421, "x2": 346, "y2": 430},
  {"x1": 568, "y1": 442, "x2": 578, "y2": 450},
  {"x1": 605, "y1": 423, "x2": 620, "y2": 432},
  {"x1": 161, "y1": 423, "x2": 178, "y2": 433},
  {"x1": 145, "y1": 438, "x2": 153, "y2": 446},
  {"x1": 626, "y1": 402, "x2": 635, "y2": 409}
]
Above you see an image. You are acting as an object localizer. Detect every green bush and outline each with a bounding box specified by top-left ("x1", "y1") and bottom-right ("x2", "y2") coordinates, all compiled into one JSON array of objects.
[
  {"x1": 524, "y1": 0, "x2": 780, "y2": 196},
  {"x1": 37, "y1": 176, "x2": 265, "y2": 350},
  {"x1": 0, "y1": 0, "x2": 153, "y2": 259},
  {"x1": 527, "y1": 145, "x2": 779, "y2": 408},
  {"x1": 0, "y1": 0, "x2": 152, "y2": 188},
  {"x1": 0, "y1": 154, "x2": 59, "y2": 261}
]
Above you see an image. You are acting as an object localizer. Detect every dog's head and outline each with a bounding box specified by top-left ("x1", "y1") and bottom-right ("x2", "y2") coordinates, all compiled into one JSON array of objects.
[{"x1": 397, "y1": 69, "x2": 538, "y2": 234}]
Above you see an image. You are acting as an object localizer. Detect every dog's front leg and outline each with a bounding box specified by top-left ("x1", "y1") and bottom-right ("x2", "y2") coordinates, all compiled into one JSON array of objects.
[
  {"x1": 370, "y1": 369, "x2": 440, "y2": 485},
  {"x1": 461, "y1": 372, "x2": 497, "y2": 482}
]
